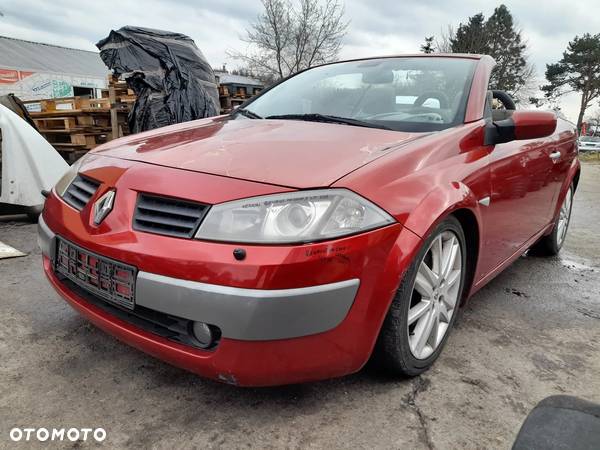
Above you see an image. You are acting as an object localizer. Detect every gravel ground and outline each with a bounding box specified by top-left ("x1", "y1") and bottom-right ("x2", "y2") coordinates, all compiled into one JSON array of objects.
[{"x1": 1, "y1": 163, "x2": 599, "y2": 450}]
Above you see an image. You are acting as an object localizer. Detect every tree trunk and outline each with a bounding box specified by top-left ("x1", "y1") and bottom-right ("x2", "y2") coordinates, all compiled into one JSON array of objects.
[{"x1": 577, "y1": 93, "x2": 587, "y2": 133}]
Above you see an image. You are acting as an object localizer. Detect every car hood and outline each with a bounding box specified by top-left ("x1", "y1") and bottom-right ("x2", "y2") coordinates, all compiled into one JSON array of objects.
[{"x1": 92, "y1": 116, "x2": 424, "y2": 188}]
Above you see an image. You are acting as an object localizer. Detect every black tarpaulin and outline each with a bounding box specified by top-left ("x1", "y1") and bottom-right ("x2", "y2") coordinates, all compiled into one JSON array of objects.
[{"x1": 96, "y1": 26, "x2": 220, "y2": 133}]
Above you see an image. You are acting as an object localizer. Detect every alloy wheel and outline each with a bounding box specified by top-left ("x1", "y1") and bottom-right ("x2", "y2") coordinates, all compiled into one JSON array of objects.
[{"x1": 408, "y1": 230, "x2": 462, "y2": 360}]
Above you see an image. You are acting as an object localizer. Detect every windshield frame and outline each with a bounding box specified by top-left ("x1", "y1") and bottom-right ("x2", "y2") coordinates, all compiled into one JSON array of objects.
[{"x1": 234, "y1": 55, "x2": 479, "y2": 133}]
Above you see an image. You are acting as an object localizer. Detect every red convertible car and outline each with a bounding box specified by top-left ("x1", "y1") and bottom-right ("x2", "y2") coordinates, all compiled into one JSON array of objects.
[{"x1": 38, "y1": 54, "x2": 579, "y2": 386}]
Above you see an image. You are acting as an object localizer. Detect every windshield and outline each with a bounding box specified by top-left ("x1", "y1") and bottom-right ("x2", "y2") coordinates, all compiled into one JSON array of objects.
[
  {"x1": 580, "y1": 136, "x2": 600, "y2": 142},
  {"x1": 241, "y1": 57, "x2": 477, "y2": 132}
]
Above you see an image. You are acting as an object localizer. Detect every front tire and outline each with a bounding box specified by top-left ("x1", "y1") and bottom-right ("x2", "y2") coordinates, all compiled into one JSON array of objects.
[
  {"x1": 531, "y1": 184, "x2": 573, "y2": 256},
  {"x1": 374, "y1": 216, "x2": 467, "y2": 377}
]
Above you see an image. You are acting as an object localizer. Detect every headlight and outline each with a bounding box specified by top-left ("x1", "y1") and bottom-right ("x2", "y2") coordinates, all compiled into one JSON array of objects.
[
  {"x1": 195, "y1": 189, "x2": 395, "y2": 244},
  {"x1": 54, "y1": 156, "x2": 86, "y2": 197}
]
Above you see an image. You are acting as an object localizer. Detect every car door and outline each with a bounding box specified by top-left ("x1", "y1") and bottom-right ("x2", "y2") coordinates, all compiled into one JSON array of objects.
[
  {"x1": 478, "y1": 128, "x2": 558, "y2": 278},
  {"x1": 547, "y1": 130, "x2": 577, "y2": 210}
]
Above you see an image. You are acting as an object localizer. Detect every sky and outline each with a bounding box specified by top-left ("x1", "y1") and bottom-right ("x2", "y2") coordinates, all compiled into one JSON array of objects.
[{"x1": 1, "y1": 0, "x2": 599, "y2": 122}]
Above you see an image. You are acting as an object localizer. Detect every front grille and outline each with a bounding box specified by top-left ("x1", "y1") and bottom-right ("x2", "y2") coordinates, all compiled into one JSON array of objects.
[
  {"x1": 55, "y1": 238, "x2": 136, "y2": 310},
  {"x1": 133, "y1": 193, "x2": 209, "y2": 239},
  {"x1": 63, "y1": 175, "x2": 100, "y2": 210}
]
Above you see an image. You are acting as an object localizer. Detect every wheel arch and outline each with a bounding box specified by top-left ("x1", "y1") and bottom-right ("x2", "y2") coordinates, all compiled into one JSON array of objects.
[
  {"x1": 369, "y1": 205, "x2": 483, "y2": 374},
  {"x1": 572, "y1": 167, "x2": 581, "y2": 192},
  {"x1": 400, "y1": 182, "x2": 484, "y2": 304},
  {"x1": 450, "y1": 208, "x2": 480, "y2": 305},
  {"x1": 550, "y1": 158, "x2": 581, "y2": 223}
]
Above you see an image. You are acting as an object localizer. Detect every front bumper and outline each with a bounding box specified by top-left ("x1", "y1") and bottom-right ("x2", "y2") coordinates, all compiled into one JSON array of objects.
[
  {"x1": 40, "y1": 215, "x2": 359, "y2": 341},
  {"x1": 578, "y1": 144, "x2": 600, "y2": 152},
  {"x1": 40, "y1": 177, "x2": 421, "y2": 385}
]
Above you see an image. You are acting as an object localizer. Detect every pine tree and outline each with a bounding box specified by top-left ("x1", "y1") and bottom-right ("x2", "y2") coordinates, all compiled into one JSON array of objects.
[
  {"x1": 428, "y1": 5, "x2": 533, "y2": 100},
  {"x1": 485, "y1": 5, "x2": 528, "y2": 94},
  {"x1": 542, "y1": 33, "x2": 600, "y2": 131},
  {"x1": 450, "y1": 13, "x2": 488, "y2": 54}
]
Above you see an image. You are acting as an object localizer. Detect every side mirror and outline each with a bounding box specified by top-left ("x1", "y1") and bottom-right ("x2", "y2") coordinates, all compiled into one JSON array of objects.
[{"x1": 485, "y1": 111, "x2": 557, "y2": 145}]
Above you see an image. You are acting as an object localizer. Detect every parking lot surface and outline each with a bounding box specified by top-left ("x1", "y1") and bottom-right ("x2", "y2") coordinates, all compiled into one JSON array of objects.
[{"x1": 1, "y1": 163, "x2": 599, "y2": 449}]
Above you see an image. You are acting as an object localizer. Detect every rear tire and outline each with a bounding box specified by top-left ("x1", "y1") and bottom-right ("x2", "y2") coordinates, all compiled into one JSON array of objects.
[
  {"x1": 26, "y1": 212, "x2": 40, "y2": 223},
  {"x1": 26, "y1": 205, "x2": 43, "y2": 223},
  {"x1": 530, "y1": 184, "x2": 573, "y2": 256},
  {"x1": 373, "y1": 216, "x2": 467, "y2": 377}
]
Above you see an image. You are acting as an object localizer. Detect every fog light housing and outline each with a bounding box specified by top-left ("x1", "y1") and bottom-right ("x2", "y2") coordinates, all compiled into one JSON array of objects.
[{"x1": 191, "y1": 322, "x2": 215, "y2": 348}]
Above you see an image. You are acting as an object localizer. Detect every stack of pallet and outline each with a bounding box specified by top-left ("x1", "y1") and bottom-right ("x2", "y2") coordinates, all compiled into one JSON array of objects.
[
  {"x1": 21, "y1": 76, "x2": 135, "y2": 163},
  {"x1": 101, "y1": 75, "x2": 136, "y2": 139},
  {"x1": 21, "y1": 74, "x2": 261, "y2": 162},
  {"x1": 218, "y1": 85, "x2": 257, "y2": 113},
  {"x1": 24, "y1": 97, "x2": 113, "y2": 163}
]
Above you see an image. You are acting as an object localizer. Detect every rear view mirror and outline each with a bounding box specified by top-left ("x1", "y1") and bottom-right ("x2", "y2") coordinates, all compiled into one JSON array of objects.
[
  {"x1": 361, "y1": 70, "x2": 394, "y2": 84},
  {"x1": 485, "y1": 111, "x2": 557, "y2": 145}
]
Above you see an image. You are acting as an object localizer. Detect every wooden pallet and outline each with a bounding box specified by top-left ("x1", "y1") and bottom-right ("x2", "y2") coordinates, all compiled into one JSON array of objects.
[
  {"x1": 43, "y1": 130, "x2": 109, "y2": 148},
  {"x1": 21, "y1": 94, "x2": 119, "y2": 162},
  {"x1": 28, "y1": 108, "x2": 112, "y2": 118},
  {"x1": 219, "y1": 85, "x2": 230, "y2": 97},
  {"x1": 27, "y1": 96, "x2": 110, "y2": 113},
  {"x1": 105, "y1": 75, "x2": 134, "y2": 139},
  {"x1": 102, "y1": 75, "x2": 136, "y2": 102},
  {"x1": 33, "y1": 117, "x2": 79, "y2": 131},
  {"x1": 32, "y1": 113, "x2": 111, "y2": 133}
]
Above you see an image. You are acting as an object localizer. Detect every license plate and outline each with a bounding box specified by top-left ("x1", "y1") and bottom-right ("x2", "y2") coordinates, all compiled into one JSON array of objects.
[{"x1": 54, "y1": 237, "x2": 137, "y2": 310}]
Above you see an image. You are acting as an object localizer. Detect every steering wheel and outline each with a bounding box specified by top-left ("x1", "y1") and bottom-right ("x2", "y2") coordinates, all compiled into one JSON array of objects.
[
  {"x1": 492, "y1": 90, "x2": 516, "y2": 110},
  {"x1": 413, "y1": 91, "x2": 450, "y2": 109}
]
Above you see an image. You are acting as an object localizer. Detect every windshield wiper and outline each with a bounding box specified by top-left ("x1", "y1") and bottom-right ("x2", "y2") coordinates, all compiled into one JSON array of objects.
[
  {"x1": 234, "y1": 108, "x2": 263, "y2": 119},
  {"x1": 265, "y1": 113, "x2": 392, "y2": 130}
]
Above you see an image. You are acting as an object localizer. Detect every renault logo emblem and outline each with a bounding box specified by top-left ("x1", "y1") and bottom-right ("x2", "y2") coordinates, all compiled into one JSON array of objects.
[{"x1": 93, "y1": 190, "x2": 115, "y2": 225}]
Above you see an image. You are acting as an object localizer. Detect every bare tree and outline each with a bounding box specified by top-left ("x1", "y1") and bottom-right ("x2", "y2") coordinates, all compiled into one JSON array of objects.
[
  {"x1": 432, "y1": 25, "x2": 455, "y2": 53},
  {"x1": 229, "y1": 0, "x2": 348, "y2": 80},
  {"x1": 510, "y1": 60, "x2": 537, "y2": 104},
  {"x1": 584, "y1": 109, "x2": 600, "y2": 136}
]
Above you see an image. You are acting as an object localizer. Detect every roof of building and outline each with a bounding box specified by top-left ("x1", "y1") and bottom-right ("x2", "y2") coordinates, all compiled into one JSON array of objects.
[
  {"x1": 214, "y1": 71, "x2": 263, "y2": 87},
  {"x1": 0, "y1": 36, "x2": 108, "y2": 78}
]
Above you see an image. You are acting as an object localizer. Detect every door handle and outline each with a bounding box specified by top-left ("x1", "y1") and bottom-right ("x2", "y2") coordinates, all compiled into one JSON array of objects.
[{"x1": 549, "y1": 151, "x2": 561, "y2": 162}]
